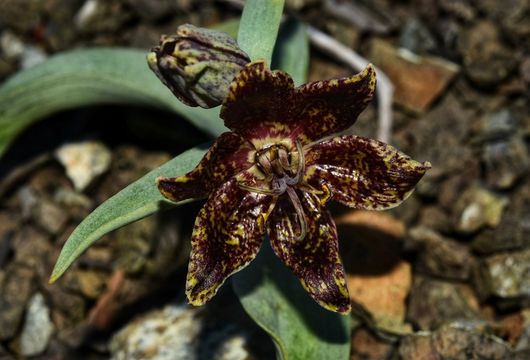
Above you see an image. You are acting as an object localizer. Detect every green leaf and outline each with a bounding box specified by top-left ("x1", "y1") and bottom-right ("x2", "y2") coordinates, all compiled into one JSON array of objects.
[
  {"x1": 0, "y1": 48, "x2": 226, "y2": 158},
  {"x1": 232, "y1": 244, "x2": 351, "y2": 360},
  {"x1": 238, "y1": 0, "x2": 285, "y2": 64},
  {"x1": 49, "y1": 143, "x2": 209, "y2": 283},
  {"x1": 272, "y1": 19, "x2": 309, "y2": 86}
]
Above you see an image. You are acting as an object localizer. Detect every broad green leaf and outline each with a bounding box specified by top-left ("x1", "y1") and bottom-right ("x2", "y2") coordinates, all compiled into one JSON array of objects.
[
  {"x1": 49, "y1": 143, "x2": 209, "y2": 283},
  {"x1": 238, "y1": 0, "x2": 285, "y2": 64},
  {"x1": 272, "y1": 19, "x2": 309, "y2": 86},
  {"x1": 0, "y1": 48, "x2": 227, "y2": 157},
  {"x1": 232, "y1": 244, "x2": 351, "y2": 360}
]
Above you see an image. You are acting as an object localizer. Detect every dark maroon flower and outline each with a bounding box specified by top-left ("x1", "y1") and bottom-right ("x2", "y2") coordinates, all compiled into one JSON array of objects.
[{"x1": 157, "y1": 61, "x2": 430, "y2": 313}]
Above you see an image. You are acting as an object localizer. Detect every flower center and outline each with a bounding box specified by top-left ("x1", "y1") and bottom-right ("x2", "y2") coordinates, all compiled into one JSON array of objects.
[{"x1": 239, "y1": 141, "x2": 308, "y2": 241}]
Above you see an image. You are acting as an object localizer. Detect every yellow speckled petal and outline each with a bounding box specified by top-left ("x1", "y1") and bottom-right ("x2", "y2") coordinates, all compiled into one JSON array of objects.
[
  {"x1": 292, "y1": 64, "x2": 376, "y2": 144},
  {"x1": 220, "y1": 61, "x2": 297, "y2": 147},
  {"x1": 157, "y1": 132, "x2": 254, "y2": 202},
  {"x1": 268, "y1": 191, "x2": 351, "y2": 314},
  {"x1": 304, "y1": 135, "x2": 431, "y2": 210},
  {"x1": 186, "y1": 177, "x2": 276, "y2": 306}
]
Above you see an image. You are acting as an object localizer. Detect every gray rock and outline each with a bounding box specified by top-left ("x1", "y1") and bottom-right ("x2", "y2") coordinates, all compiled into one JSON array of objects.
[
  {"x1": 408, "y1": 227, "x2": 473, "y2": 280},
  {"x1": 399, "y1": 17, "x2": 436, "y2": 55},
  {"x1": 0, "y1": 264, "x2": 34, "y2": 341},
  {"x1": 20, "y1": 293, "x2": 54, "y2": 357},
  {"x1": 399, "y1": 322, "x2": 515, "y2": 360},
  {"x1": 474, "y1": 249, "x2": 530, "y2": 301},
  {"x1": 458, "y1": 21, "x2": 517, "y2": 88},
  {"x1": 110, "y1": 304, "x2": 251, "y2": 360},
  {"x1": 407, "y1": 276, "x2": 480, "y2": 330},
  {"x1": 482, "y1": 136, "x2": 530, "y2": 190},
  {"x1": 453, "y1": 185, "x2": 508, "y2": 234},
  {"x1": 476, "y1": 109, "x2": 519, "y2": 142},
  {"x1": 20, "y1": 45, "x2": 47, "y2": 69}
]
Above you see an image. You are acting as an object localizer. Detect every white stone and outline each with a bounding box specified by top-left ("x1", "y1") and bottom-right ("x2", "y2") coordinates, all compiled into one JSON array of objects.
[
  {"x1": 55, "y1": 141, "x2": 112, "y2": 192},
  {"x1": 20, "y1": 293, "x2": 54, "y2": 357}
]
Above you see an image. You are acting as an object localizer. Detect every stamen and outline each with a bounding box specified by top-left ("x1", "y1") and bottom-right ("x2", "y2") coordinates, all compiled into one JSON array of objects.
[
  {"x1": 238, "y1": 182, "x2": 284, "y2": 196},
  {"x1": 286, "y1": 187, "x2": 308, "y2": 241}
]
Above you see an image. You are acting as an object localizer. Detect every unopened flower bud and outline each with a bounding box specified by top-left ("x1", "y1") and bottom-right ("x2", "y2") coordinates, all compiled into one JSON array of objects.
[{"x1": 147, "y1": 24, "x2": 250, "y2": 108}]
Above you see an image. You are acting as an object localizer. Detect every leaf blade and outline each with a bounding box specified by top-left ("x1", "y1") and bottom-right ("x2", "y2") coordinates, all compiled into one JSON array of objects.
[
  {"x1": 232, "y1": 245, "x2": 351, "y2": 360},
  {"x1": 272, "y1": 19, "x2": 309, "y2": 86},
  {"x1": 49, "y1": 144, "x2": 209, "y2": 283},
  {"x1": 0, "y1": 48, "x2": 226, "y2": 157},
  {"x1": 237, "y1": 0, "x2": 285, "y2": 64}
]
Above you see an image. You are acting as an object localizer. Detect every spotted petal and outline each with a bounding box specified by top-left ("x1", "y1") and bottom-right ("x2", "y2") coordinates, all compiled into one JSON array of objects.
[
  {"x1": 220, "y1": 61, "x2": 296, "y2": 149},
  {"x1": 292, "y1": 64, "x2": 376, "y2": 144},
  {"x1": 304, "y1": 135, "x2": 431, "y2": 210},
  {"x1": 157, "y1": 132, "x2": 253, "y2": 202},
  {"x1": 268, "y1": 190, "x2": 351, "y2": 313},
  {"x1": 186, "y1": 178, "x2": 276, "y2": 305}
]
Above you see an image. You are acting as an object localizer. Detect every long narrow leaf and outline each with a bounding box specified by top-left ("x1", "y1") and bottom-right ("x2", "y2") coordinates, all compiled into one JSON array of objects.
[
  {"x1": 272, "y1": 19, "x2": 309, "y2": 86},
  {"x1": 49, "y1": 144, "x2": 209, "y2": 283},
  {"x1": 238, "y1": 0, "x2": 285, "y2": 64},
  {"x1": 0, "y1": 48, "x2": 226, "y2": 157}
]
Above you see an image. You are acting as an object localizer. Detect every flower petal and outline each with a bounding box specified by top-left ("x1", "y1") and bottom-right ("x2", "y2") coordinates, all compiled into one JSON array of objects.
[
  {"x1": 269, "y1": 190, "x2": 351, "y2": 313},
  {"x1": 157, "y1": 132, "x2": 253, "y2": 202},
  {"x1": 220, "y1": 61, "x2": 296, "y2": 147},
  {"x1": 186, "y1": 178, "x2": 276, "y2": 306},
  {"x1": 304, "y1": 135, "x2": 431, "y2": 210},
  {"x1": 292, "y1": 64, "x2": 376, "y2": 144}
]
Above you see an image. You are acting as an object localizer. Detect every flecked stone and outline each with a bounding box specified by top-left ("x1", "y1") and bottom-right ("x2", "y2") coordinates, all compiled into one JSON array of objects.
[
  {"x1": 453, "y1": 185, "x2": 508, "y2": 234},
  {"x1": 74, "y1": 0, "x2": 133, "y2": 34},
  {"x1": 458, "y1": 20, "x2": 517, "y2": 87},
  {"x1": 482, "y1": 136, "x2": 530, "y2": 190},
  {"x1": 476, "y1": 109, "x2": 519, "y2": 142},
  {"x1": 401, "y1": 94, "x2": 476, "y2": 182},
  {"x1": 110, "y1": 304, "x2": 251, "y2": 360},
  {"x1": 12, "y1": 227, "x2": 52, "y2": 280},
  {"x1": 407, "y1": 276, "x2": 480, "y2": 330},
  {"x1": 399, "y1": 322, "x2": 515, "y2": 359},
  {"x1": 33, "y1": 199, "x2": 69, "y2": 235},
  {"x1": 55, "y1": 141, "x2": 112, "y2": 192},
  {"x1": 0, "y1": 264, "x2": 34, "y2": 340},
  {"x1": 62, "y1": 269, "x2": 107, "y2": 300},
  {"x1": 369, "y1": 38, "x2": 459, "y2": 112},
  {"x1": 473, "y1": 249, "x2": 530, "y2": 301},
  {"x1": 19, "y1": 293, "x2": 54, "y2": 357},
  {"x1": 399, "y1": 17, "x2": 436, "y2": 54},
  {"x1": 472, "y1": 180, "x2": 530, "y2": 253},
  {"x1": 418, "y1": 206, "x2": 452, "y2": 234},
  {"x1": 438, "y1": 0, "x2": 476, "y2": 21},
  {"x1": 408, "y1": 227, "x2": 473, "y2": 280}
]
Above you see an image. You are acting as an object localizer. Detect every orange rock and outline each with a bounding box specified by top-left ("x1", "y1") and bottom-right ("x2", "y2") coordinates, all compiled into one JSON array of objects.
[
  {"x1": 337, "y1": 210, "x2": 411, "y2": 334},
  {"x1": 369, "y1": 39, "x2": 459, "y2": 112}
]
